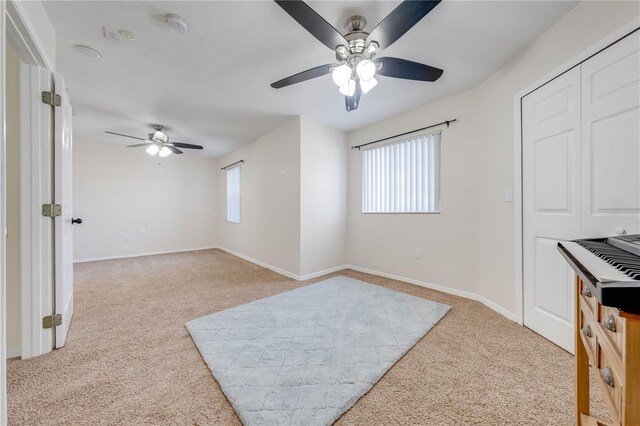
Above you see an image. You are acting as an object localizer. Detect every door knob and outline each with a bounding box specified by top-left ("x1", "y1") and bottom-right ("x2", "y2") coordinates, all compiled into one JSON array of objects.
[
  {"x1": 614, "y1": 227, "x2": 626, "y2": 236},
  {"x1": 71, "y1": 218, "x2": 83, "y2": 225}
]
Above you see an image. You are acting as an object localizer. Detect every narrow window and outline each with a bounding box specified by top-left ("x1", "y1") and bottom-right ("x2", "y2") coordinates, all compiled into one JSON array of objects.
[
  {"x1": 226, "y1": 165, "x2": 241, "y2": 223},
  {"x1": 362, "y1": 131, "x2": 440, "y2": 213}
]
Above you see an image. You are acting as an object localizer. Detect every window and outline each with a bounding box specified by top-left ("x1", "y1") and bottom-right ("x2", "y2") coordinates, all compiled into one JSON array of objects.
[
  {"x1": 226, "y1": 165, "x2": 241, "y2": 223},
  {"x1": 362, "y1": 131, "x2": 440, "y2": 213}
]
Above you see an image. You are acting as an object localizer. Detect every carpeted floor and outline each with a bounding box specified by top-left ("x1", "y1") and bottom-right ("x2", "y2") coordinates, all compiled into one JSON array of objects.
[{"x1": 7, "y1": 249, "x2": 608, "y2": 425}]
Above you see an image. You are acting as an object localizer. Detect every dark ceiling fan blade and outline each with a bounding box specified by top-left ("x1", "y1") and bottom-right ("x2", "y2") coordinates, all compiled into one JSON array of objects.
[
  {"x1": 271, "y1": 64, "x2": 333, "y2": 89},
  {"x1": 366, "y1": 0, "x2": 441, "y2": 50},
  {"x1": 375, "y1": 57, "x2": 443, "y2": 82},
  {"x1": 274, "y1": 1, "x2": 347, "y2": 50},
  {"x1": 105, "y1": 131, "x2": 146, "y2": 141},
  {"x1": 127, "y1": 143, "x2": 151, "y2": 147},
  {"x1": 345, "y1": 80, "x2": 362, "y2": 112},
  {"x1": 171, "y1": 142, "x2": 204, "y2": 150},
  {"x1": 167, "y1": 146, "x2": 184, "y2": 154}
]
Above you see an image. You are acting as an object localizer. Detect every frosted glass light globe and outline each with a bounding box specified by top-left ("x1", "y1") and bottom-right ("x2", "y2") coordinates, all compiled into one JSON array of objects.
[
  {"x1": 338, "y1": 79, "x2": 356, "y2": 97},
  {"x1": 356, "y1": 59, "x2": 376, "y2": 81},
  {"x1": 159, "y1": 146, "x2": 172, "y2": 157},
  {"x1": 332, "y1": 65, "x2": 352, "y2": 87},
  {"x1": 360, "y1": 77, "x2": 378, "y2": 94},
  {"x1": 146, "y1": 144, "x2": 159, "y2": 156}
]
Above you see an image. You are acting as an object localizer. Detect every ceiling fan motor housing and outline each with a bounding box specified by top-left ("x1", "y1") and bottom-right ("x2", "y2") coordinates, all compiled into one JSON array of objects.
[
  {"x1": 345, "y1": 15, "x2": 366, "y2": 32},
  {"x1": 344, "y1": 15, "x2": 370, "y2": 55}
]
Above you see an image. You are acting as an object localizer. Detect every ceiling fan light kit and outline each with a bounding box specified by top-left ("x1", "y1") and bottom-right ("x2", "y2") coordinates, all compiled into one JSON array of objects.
[
  {"x1": 271, "y1": 0, "x2": 444, "y2": 112},
  {"x1": 105, "y1": 125, "x2": 204, "y2": 158}
]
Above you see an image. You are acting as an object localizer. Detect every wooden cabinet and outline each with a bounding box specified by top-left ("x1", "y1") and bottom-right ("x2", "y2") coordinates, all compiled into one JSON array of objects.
[{"x1": 575, "y1": 275, "x2": 640, "y2": 425}]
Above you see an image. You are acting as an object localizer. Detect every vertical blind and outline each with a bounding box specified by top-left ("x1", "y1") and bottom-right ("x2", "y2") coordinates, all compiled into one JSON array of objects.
[
  {"x1": 362, "y1": 131, "x2": 440, "y2": 213},
  {"x1": 226, "y1": 165, "x2": 241, "y2": 223}
]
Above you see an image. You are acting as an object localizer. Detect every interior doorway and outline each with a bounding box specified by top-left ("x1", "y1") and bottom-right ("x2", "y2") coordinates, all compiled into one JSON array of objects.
[{"x1": 4, "y1": 1, "x2": 75, "y2": 361}]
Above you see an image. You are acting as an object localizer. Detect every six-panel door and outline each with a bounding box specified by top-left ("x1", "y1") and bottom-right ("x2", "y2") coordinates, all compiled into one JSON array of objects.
[
  {"x1": 522, "y1": 31, "x2": 640, "y2": 352},
  {"x1": 523, "y1": 67, "x2": 581, "y2": 353}
]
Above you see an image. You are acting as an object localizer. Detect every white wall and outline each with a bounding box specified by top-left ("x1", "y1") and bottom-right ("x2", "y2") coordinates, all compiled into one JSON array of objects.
[
  {"x1": 73, "y1": 140, "x2": 218, "y2": 261},
  {"x1": 347, "y1": 91, "x2": 481, "y2": 296},
  {"x1": 347, "y1": 1, "x2": 640, "y2": 316},
  {"x1": 217, "y1": 117, "x2": 302, "y2": 276},
  {"x1": 300, "y1": 117, "x2": 347, "y2": 277}
]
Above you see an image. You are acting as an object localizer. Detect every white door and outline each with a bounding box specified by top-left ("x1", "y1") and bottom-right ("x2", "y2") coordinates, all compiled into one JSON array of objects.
[
  {"x1": 20, "y1": 63, "x2": 56, "y2": 358},
  {"x1": 581, "y1": 31, "x2": 640, "y2": 238},
  {"x1": 523, "y1": 67, "x2": 581, "y2": 353},
  {"x1": 54, "y1": 73, "x2": 74, "y2": 348}
]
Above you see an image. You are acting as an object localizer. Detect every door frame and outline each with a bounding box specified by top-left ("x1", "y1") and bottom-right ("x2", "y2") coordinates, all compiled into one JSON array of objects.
[
  {"x1": 1, "y1": 1, "x2": 7, "y2": 422},
  {"x1": 513, "y1": 18, "x2": 640, "y2": 325},
  {"x1": 6, "y1": 1, "x2": 56, "y2": 361},
  {"x1": 1, "y1": 1, "x2": 56, "y2": 420}
]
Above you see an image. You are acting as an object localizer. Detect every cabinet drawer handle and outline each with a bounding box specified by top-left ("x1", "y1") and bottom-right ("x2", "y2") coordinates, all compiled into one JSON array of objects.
[
  {"x1": 600, "y1": 367, "x2": 614, "y2": 388},
  {"x1": 581, "y1": 287, "x2": 592, "y2": 298},
  {"x1": 603, "y1": 315, "x2": 616, "y2": 332},
  {"x1": 582, "y1": 324, "x2": 592, "y2": 338}
]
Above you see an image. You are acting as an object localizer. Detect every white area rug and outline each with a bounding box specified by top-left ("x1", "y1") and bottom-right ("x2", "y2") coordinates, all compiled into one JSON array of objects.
[{"x1": 186, "y1": 276, "x2": 451, "y2": 426}]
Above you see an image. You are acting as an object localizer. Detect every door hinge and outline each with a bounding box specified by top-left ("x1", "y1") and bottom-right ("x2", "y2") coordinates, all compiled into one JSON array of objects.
[
  {"x1": 42, "y1": 203, "x2": 62, "y2": 217},
  {"x1": 41, "y1": 91, "x2": 62, "y2": 107},
  {"x1": 43, "y1": 314, "x2": 62, "y2": 329}
]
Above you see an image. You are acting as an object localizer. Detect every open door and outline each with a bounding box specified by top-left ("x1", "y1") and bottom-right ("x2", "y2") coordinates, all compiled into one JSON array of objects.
[
  {"x1": 20, "y1": 62, "x2": 56, "y2": 359},
  {"x1": 54, "y1": 72, "x2": 73, "y2": 348}
]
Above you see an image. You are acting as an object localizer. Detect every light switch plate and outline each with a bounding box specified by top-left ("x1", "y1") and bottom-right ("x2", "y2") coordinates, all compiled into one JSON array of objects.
[{"x1": 505, "y1": 189, "x2": 513, "y2": 203}]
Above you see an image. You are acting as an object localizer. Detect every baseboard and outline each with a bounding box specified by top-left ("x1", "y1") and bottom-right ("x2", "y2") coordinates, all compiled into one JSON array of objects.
[
  {"x1": 345, "y1": 264, "x2": 517, "y2": 322},
  {"x1": 475, "y1": 295, "x2": 517, "y2": 322},
  {"x1": 299, "y1": 265, "x2": 350, "y2": 281},
  {"x1": 7, "y1": 347, "x2": 21, "y2": 359},
  {"x1": 345, "y1": 264, "x2": 479, "y2": 300},
  {"x1": 73, "y1": 246, "x2": 220, "y2": 263},
  {"x1": 74, "y1": 245, "x2": 517, "y2": 323},
  {"x1": 216, "y1": 247, "x2": 348, "y2": 282},
  {"x1": 214, "y1": 249, "x2": 516, "y2": 322},
  {"x1": 216, "y1": 247, "x2": 301, "y2": 280}
]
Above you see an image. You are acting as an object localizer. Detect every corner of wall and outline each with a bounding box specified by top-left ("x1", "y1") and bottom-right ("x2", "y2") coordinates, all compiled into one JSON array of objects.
[{"x1": 299, "y1": 117, "x2": 348, "y2": 277}]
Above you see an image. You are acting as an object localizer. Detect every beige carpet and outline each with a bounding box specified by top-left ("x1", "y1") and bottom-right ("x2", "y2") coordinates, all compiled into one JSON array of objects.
[{"x1": 8, "y1": 249, "x2": 608, "y2": 425}]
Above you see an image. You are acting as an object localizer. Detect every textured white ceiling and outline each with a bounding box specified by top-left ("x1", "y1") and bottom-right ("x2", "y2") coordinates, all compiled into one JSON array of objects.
[{"x1": 44, "y1": 1, "x2": 576, "y2": 158}]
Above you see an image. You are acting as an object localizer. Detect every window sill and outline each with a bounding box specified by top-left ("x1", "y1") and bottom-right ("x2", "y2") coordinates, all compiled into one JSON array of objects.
[{"x1": 361, "y1": 211, "x2": 441, "y2": 215}]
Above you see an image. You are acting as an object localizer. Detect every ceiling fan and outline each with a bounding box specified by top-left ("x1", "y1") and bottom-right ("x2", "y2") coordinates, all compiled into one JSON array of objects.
[
  {"x1": 105, "y1": 124, "x2": 204, "y2": 157},
  {"x1": 271, "y1": 0, "x2": 444, "y2": 112}
]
